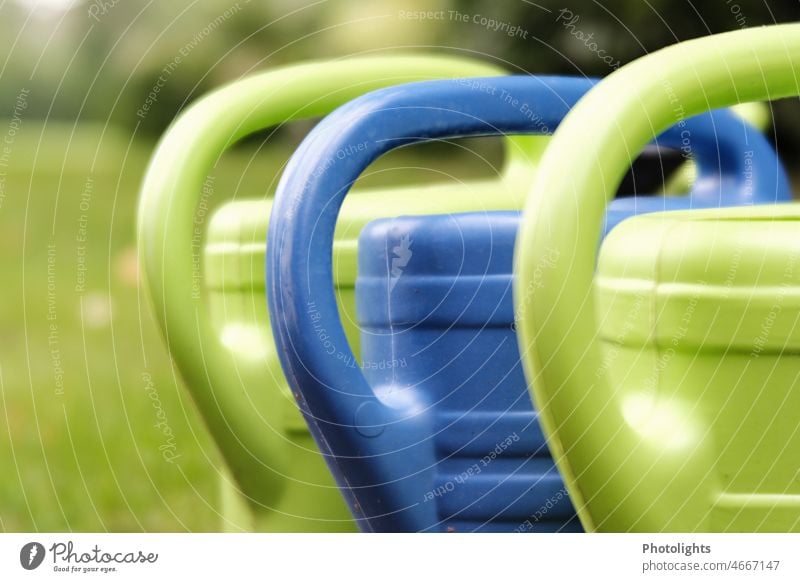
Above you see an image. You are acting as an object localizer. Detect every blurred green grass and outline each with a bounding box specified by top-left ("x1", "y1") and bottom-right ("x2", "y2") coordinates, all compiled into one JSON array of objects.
[{"x1": 0, "y1": 124, "x2": 221, "y2": 531}]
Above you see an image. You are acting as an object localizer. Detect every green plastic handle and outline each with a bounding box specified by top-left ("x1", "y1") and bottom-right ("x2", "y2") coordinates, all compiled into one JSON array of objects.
[
  {"x1": 137, "y1": 54, "x2": 517, "y2": 508},
  {"x1": 515, "y1": 25, "x2": 800, "y2": 531}
]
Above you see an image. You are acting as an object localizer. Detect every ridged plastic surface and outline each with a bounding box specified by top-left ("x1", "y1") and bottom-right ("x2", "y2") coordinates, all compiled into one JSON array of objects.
[
  {"x1": 358, "y1": 212, "x2": 578, "y2": 532},
  {"x1": 267, "y1": 73, "x2": 788, "y2": 531},
  {"x1": 516, "y1": 24, "x2": 800, "y2": 531}
]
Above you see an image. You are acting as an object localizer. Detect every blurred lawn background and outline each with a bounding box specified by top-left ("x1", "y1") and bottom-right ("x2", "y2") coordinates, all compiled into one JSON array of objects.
[{"x1": 0, "y1": 0, "x2": 797, "y2": 531}]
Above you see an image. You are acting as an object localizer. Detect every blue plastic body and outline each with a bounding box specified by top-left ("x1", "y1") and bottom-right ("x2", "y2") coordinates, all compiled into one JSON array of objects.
[
  {"x1": 357, "y1": 212, "x2": 577, "y2": 532},
  {"x1": 267, "y1": 76, "x2": 791, "y2": 532}
]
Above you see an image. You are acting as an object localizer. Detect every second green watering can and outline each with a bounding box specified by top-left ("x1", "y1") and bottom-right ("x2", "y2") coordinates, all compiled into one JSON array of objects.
[
  {"x1": 138, "y1": 53, "x2": 542, "y2": 532},
  {"x1": 516, "y1": 24, "x2": 800, "y2": 532}
]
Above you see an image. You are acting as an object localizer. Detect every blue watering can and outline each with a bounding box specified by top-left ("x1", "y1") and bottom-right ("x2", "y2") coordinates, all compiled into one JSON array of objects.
[{"x1": 267, "y1": 76, "x2": 790, "y2": 532}]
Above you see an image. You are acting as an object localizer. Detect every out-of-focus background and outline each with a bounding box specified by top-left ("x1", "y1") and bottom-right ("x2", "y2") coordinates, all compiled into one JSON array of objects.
[{"x1": 0, "y1": 0, "x2": 797, "y2": 531}]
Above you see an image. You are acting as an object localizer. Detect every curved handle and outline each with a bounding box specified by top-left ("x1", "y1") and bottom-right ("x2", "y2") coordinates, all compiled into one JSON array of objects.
[
  {"x1": 268, "y1": 76, "x2": 592, "y2": 521},
  {"x1": 515, "y1": 25, "x2": 800, "y2": 531},
  {"x1": 137, "y1": 54, "x2": 514, "y2": 500},
  {"x1": 603, "y1": 107, "x2": 790, "y2": 233}
]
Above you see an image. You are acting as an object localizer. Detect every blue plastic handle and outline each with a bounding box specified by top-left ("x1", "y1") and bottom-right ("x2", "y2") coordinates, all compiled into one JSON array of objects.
[
  {"x1": 604, "y1": 111, "x2": 790, "y2": 231},
  {"x1": 267, "y1": 76, "x2": 789, "y2": 531}
]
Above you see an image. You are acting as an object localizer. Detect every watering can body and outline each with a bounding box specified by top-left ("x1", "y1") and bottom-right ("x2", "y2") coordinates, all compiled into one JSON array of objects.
[
  {"x1": 515, "y1": 24, "x2": 800, "y2": 532},
  {"x1": 357, "y1": 212, "x2": 578, "y2": 532},
  {"x1": 597, "y1": 203, "x2": 800, "y2": 531},
  {"x1": 139, "y1": 54, "x2": 543, "y2": 532},
  {"x1": 267, "y1": 73, "x2": 788, "y2": 531}
]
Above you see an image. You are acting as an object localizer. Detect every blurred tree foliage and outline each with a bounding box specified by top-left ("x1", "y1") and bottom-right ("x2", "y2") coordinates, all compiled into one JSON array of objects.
[{"x1": 0, "y1": 0, "x2": 797, "y2": 148}]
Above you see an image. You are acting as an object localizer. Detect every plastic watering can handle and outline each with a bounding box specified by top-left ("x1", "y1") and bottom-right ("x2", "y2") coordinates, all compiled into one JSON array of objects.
[
  {"x1": 266, "y1": 75, "x2": 766, "y2": 524},
  {"x1": 267, "y1": 76, "x2": 592, "y2": 524},
  {"x1": 601, "y1": 105, "x2": 790, "y2": 233},
  {"x1": 136, "y1": 54, "x2": 516, "y2": 496},
  {"x1": 515, "y1": 25, "x2": 800, "y2": 531}
]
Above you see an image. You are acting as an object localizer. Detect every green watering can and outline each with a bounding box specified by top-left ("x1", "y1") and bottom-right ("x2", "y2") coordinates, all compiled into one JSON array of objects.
[
  {"x1": 137, "y1": 54, "x2": 544, "y2": 532},
  {"x1": 516, "y1": 24, "x2": 800, "y2": 532}
]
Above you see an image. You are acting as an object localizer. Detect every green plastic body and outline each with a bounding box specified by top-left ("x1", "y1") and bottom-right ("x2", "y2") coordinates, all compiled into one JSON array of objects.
[
  {"x1": 515, "y1": 24, "x2": 800, "y2": 532},
  {"x1": 598, "y1": 204, "x2": 800, "y2": 531},
  {"x1": 138, "y1": 54, "x2": 541, "y2": 532}
]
